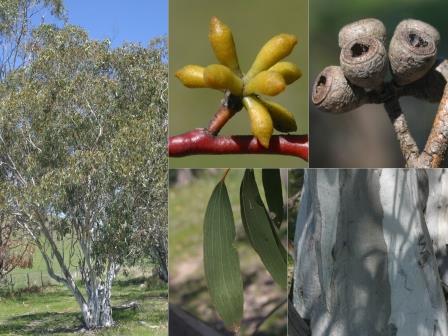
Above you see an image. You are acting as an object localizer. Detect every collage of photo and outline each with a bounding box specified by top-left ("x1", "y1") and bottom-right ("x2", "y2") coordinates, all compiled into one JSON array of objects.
[{"x1": 1, "y1": 0, "x2": 448, "y2": 335}]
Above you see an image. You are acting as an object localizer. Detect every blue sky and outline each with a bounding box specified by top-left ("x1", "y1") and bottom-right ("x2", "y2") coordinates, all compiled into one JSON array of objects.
[{"x1": 58, "y1": 1, "x2": 167, "y2": 47}]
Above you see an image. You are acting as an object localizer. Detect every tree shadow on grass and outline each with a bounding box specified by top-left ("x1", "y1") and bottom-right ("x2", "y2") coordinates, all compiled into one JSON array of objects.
[
  {"x1": 0, "y1": 311, "x2": 83, "y2": 335},
  {"x1": 113, "y1": 289, "x2": 168, "y2": 303},
  {"x1": 0, "y1": 305, "x2": 160, "y2": 335}
]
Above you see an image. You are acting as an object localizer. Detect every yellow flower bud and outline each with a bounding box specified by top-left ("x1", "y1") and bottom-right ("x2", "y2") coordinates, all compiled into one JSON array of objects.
[
  {"x1": 175, "y1": 65, "x2": 206, "y2": 88},
  {"x1": 203, "y1": 64, "x2": 243, "y2": 96},
  {"x1": 268, "y1": 62, "x2": 302, "y2": 85},
  {"x1": 259, "y1": 98, "x2": 297, "y2": 132},
  {"x1": 243, "y1": 96, "x2": 273, "y2": 148},
  {"x1": 245, "y1": 34, "x2": 297, "y2": 82},
  {"x1": 244, "y1": 71, "x2": 286, "y2": 96},
  {"x1": 209, "y1": 17, "x2": 241, "y2": 75}
]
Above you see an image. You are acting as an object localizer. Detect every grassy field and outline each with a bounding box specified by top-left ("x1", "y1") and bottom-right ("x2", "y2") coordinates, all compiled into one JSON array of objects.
[
  {"x1": 0, "y1": 276, "x2": 168, "y2": 336},
  {"x1": 5, "y1": 238, "x2": 83, "y2": 290},
  {"x1": 0, "y1": 237, "x2": 167, "y2": 335}
]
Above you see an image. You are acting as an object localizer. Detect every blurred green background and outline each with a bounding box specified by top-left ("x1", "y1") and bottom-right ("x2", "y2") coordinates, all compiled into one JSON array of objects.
[
  {"x1": 310, "y1": 0, "x2": 448, "y2": 167},
  {"x1": 169, "y1": 0, "x2": 308, "y2": 168},
  {"x1": 169, "y1": 169, "x2": 287, "y2": 335}
]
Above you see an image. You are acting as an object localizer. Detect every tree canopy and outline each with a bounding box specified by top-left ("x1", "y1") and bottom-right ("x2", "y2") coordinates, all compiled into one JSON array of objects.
[{"x1": 0, "y1": 20, "x2": 167, "y2": 327}]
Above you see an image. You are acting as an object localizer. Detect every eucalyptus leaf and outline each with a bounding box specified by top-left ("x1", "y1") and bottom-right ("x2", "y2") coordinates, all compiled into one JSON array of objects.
[
  {"x1": 203, "y1": 180, "x2": 243, "y2": 328},
  {"x1": 240, "y1": 169, "x2": 287, "y2": 289},
  {"x1": 262, "y1": 169, "x2": 284, "y2": 227}
]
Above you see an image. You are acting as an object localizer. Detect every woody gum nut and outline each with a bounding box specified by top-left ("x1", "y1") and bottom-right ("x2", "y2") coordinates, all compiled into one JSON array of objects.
[
  {"x1": 260, "y1": 98, "x2": 297, "y2": 132},
  {"x1": 242, "y1": 96, "x2": 273, "y2": 148},
  {"x1": 389, "y1": 19, "x2": 440, "y2": 86},
  {"x1": 203, "y1": 64, "x2": 243, "y2": 96},
  {"x1": 338, "y1": 18, "x2": 386, "y2": 48},
  {"x1": 209, "y1": 17, "x2": 241, "y2": 75},
  {"x1": 312, "y1": 65, "x2": 366, "y2": 114},
  {"x1": 268, "y1": 62, "x2": 302, "y2": 85},
  {"x1": 245, "y1": 34, "x2": 297, "y2": 82},
  {"x1": 175, "y1": 65, "x2": 207, "y2": 88},
  {"x1": 340, "y1": 37, "x2": 387, "y2": 89},
  {"x1": 243, "y1": 71, "x2": 286, "y2": 96}
]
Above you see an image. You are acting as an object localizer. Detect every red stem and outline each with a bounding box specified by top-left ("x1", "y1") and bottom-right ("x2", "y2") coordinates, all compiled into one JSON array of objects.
[{"x1": 169, "y1": 129, "x2": 309, "y2": 160}]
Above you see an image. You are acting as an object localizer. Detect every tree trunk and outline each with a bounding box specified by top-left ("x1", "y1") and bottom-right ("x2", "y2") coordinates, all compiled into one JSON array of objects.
[
  {"x1": 293, "y1": 169, "x2": 448, "y2": 336},
  {"x1": 153, "y1": 247, "x2": 168, "y2": 283},
  {"x1": 157, "y1": 262, "x2": 168, "y2": 283},
  {"x1": 426, "y1": 169, "x2": 448, "y2": 286},
  {"x1": 81, "y1": 261, "x2": 116, "y2": 328}
]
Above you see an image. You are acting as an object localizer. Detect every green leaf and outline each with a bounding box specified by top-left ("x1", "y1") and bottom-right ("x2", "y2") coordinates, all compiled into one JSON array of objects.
[
  {"x1": 203, "y1": 180, "x2": 243, "y2": 328},
  {"x1": 262, "y1": 169, "x2": 284, "y2": 227},
  {"x1": 240, "y1": 169, "x2": 287, "y2": 289}
]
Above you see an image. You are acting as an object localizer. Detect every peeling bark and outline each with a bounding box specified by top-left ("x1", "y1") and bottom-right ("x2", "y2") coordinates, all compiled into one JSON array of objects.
[
  {"x1": 293, "y1": 169, "x2": 448, "y2": 336},
  {"x1": 426, "y1": 169, "x2": 448, "y2": 286}
]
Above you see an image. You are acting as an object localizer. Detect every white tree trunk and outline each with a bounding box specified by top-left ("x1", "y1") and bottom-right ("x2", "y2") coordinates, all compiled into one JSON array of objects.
[
  {"x1": 426, "y1": 169, "x2": 448, "y2": 286},
  {"x1": 81, "y1": 261, "x2": 116, "y2": 328},
  {"x1": 293, "y1": 169, "x2": 448, "y2": 336}
]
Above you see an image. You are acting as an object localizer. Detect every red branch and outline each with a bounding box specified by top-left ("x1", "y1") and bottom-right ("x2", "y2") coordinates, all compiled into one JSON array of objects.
[{"x1": 169, "y1": 129, "x2": 309, "y2": 160}]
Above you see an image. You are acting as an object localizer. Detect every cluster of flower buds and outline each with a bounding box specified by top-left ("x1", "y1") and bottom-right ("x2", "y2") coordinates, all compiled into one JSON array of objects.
[
  {"x1": 175, "y1": 17, "x2": 302, "y2": 148},
  {"x1": 313, "y1": 18, "x2": 441, "y2": 114}
]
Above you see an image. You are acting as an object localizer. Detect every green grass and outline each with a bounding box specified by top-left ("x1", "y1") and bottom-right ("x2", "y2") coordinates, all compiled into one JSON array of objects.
[
  {"x1": 7, "y1": 239, "x2": 82, "y2": 290},
  {"x1": 0, "y1": 277, "x2": 168, "y2": 336}
]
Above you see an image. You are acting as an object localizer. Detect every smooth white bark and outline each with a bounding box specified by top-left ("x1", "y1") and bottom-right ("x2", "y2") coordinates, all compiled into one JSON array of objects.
[
  {"x1": 426, "y1": 169, "x2": 448, "y2": 285},
  {"x1": 294, "y1": 169, "x2": 448, "y2": 336}
]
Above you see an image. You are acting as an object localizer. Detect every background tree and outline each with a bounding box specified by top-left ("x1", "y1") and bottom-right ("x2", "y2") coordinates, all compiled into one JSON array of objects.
[
  {"x1": 0, "y1": 0, "x2": 65, "y2": 79},
  {"x1": 0, "y1": 189, "x2": 34, "y2": 282},
  {"x1": 0, "y1": 0, "x2": 62, "y2": 287},
  {"x1": 0, "y1": 21, "x2": 167, "y2": 329},
  {"x1": 293, "y1": 169, "x2": 448, "y2": 335}
]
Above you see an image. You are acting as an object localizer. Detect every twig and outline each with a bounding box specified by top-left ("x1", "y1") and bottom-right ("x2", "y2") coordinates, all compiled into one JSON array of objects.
[
  {"x1": 169, "y1": 89, "x2": 308, "y2": 160},
  {"x1": 314, "y1": 58, "x2": 448, "y2": 167},
  {"x1": 419, "y1": 83, "x2": 448, "y2": 167},
  {"x1": 169, "y1": 129, "x2": 308, "y2": 160},
  {"x1": 384, "y1": 98, "x2": 420, "y2": 167},
  {"x1": 208, "y1": 92, "x2": 243, "y2": 135},
  {"x1": 252, "y1": 298, "x2": 287, "y2": 334}
]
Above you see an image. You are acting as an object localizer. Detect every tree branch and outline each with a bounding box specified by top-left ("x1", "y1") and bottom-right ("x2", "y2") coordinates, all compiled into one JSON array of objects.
[
  {"x1": 169, "y1": 90, "x2": 307, "y2": 160},
  {"x1": 169, "y1": 129, "x2": 308, "y2": 160},
  {"x1": 314, "y1": 59, "x2": 448, "y2": 167},
  {"x1": 384, "y1": 98, "x2": 420, "y2": 167},
  {"x1": 419, "y1": 83, "x2": 448, "y2": 167}
]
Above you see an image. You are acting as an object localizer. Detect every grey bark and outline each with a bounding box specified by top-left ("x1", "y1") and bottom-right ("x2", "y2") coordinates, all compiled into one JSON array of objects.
[
  {"x1": 426, "y1": 169, "x2": 448, "y2": 285},
  {"x1": 293, "y1": 169, "x2": 448, "y2": 336}
]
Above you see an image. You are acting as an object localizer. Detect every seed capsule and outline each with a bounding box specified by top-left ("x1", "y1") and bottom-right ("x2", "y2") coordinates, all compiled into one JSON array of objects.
[
  {"x1": 312, "y1": 66, "x2": 366, "y2": 114},
  {"x1": 338, "y1": 18, "x2": 386, "y2": 48},
  {"x1": 259, "y1": 98, "x2": 297, "y2": 132},
  {"x1": 203, "y1": 64, "x2": 244, "y2": 96},
  {"x1": 243, "y1": 96, "x2": 273, "y2": 148},
  {"x1": 340, "y1": 37, "x2": 387, "y2": 89},
  {"x1": 175, "y1": 65, "x2": 206, "y2": 88},
  {"x1": 245, "y1": 34, "x2": 297, "y2": 82},
  {"x1": 389, "y1": 19, "x2": 440, "y2": 85},
  {"x1": 268, "y1": 62, "x2": 302, "y2": 85},
  {"x1": 209, "y1": 17, "x2": 241, "y2": 75},
  {"x1": 244, "y1": 71, "x2": 286, "y2": 96}
]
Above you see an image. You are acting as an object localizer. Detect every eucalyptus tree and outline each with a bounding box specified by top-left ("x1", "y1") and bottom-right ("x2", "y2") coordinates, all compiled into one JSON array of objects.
[
  {"x1": 293, "y1": 169, "x2": 448, "y2": 336},
  {"x1": 0, "y1": 22, "x2": 167, "y2": 328},
  {"x1": 0, "y1": 0, "x2": 65, "y2": 79}
]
